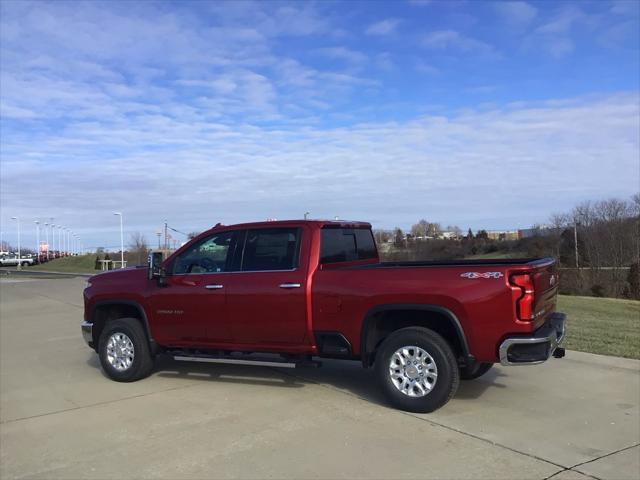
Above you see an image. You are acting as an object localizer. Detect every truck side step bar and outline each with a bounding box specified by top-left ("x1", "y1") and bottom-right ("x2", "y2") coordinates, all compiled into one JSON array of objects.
[{"x1": 172, "y1": 353, "x2": 321, "y2": 369}]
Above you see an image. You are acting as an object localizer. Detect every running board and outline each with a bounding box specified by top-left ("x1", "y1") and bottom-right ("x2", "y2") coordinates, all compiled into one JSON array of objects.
[{"x1": 173, "y1": 355, "x2": 321, "y2": 369}]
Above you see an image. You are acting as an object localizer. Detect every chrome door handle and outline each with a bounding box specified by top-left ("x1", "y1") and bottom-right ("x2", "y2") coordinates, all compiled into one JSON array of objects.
[
  {"x1": 279, "y1": 283, "x2": 301, "y2": 289},
  {"x1": 205, "y1": 284, "x2": 224, "y2": 290}
]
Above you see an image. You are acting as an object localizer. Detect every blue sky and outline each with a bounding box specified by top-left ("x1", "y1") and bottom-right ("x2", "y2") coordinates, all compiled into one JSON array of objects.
[{"x1": 1, "y1": 0, "x2": 639, "y2": 251}]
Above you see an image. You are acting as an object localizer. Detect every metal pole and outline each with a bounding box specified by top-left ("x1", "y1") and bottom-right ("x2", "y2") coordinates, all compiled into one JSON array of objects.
[
  {"x1": 114, "y1": 212, "x2": 124, "y2": 268},
  {"x1": 11, "y1": 217, "x2": 20, "y2": 270},
  {"x1": 120, "y1": 215, "x2": 124, "y2": 268},
  {"x1": 44, "y1": 223, "x2": 49, "y2": 260},
  {"x1": 574, "y1": 223, "x2": 579, "y2": 269},
  {"x1": 164, "y1": 221, "x2": 168, "y2": 250},
  {"x1": 35, "y1": 221, "x2": 40, "y2": 261}
]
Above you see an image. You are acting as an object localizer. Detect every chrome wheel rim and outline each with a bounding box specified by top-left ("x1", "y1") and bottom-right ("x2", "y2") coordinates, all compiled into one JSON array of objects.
[
  {"x1": 389, "y1": 346, "x2": 438, "y2": 397},
  {"x1": 106, "y1": 332, "x2": 135, "y2": 371}
]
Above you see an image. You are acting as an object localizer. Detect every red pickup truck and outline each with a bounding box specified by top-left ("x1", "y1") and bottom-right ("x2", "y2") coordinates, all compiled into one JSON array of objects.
[{"x1": 82, "y1": 220, "x2": 565, "y2": 412}]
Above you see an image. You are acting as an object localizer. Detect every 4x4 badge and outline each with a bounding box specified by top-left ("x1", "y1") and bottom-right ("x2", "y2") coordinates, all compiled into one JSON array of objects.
[{"x1": 460, "y1": 272, "x2": 504, "y2": 279}]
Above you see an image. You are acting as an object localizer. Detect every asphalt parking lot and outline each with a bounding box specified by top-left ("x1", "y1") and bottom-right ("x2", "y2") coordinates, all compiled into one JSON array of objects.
[{"x1": 1, "y1": 275, "x2": 638, "y2": 480}]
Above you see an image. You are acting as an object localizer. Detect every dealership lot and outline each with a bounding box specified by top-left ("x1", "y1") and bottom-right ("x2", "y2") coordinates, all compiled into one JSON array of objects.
[{"x1": 1, "y1": 275, "x2": 638, "y2": 479}]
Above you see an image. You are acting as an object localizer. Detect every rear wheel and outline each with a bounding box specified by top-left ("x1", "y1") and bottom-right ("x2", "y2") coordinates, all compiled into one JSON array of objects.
[
  {"x1": 375, "y1": 327, "x2": 459, "y2": 413},
  {"x1": 98, "y1": 318, "x2": 154, "y2": 382},
  {"x1": 460, "y1": 362, "x2": 493, "y2": 380}
]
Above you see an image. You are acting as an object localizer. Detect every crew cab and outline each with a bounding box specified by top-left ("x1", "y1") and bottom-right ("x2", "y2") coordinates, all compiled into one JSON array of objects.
[{"x1": 81, "y1": 220, "x2": 565, "y2": 412}]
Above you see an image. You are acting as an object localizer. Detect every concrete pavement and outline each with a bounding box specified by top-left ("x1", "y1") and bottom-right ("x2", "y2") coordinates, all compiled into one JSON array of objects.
[{"x1": 1, "y1": 276, "x2": 638, "y2": 479}]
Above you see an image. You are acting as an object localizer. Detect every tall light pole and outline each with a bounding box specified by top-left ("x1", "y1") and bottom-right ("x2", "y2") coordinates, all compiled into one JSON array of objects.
[
  {"x1": 11, "y1": 217, "x2": 20, "y2": 270},
  {"x1": 113, "y1": 212, "x2": 124, "y2": 268},
  {"x1": 44, "y1": 222, "x2": 50, "y2": 260},
  {"x1": 49, "y1": 219, "x2": 54, "y2": 257},
  {"x1": 35, "y1": 220, "x2": 40, "y2": 261},
  {"x1": 574, "y1": 222, "x2": 580, "y2": 269},
  {"x1": 58, "y1": 225, "x2": 63, "y2": 258},
  {"x1": 65, "y1": 228, "x2": 70, "y2": 256}
]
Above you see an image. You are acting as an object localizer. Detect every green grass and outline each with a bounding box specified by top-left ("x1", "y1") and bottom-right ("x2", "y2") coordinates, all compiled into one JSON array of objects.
[
  {"x1": 559, "y1": 295, "x2": 640, "y2": 359},
  {"x1": 28, "y1": 255, "x2": 99, "y2": 274}
]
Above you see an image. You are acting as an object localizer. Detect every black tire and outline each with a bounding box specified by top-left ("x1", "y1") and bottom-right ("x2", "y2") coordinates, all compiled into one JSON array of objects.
[
  {"x1": 375, "y1": 327, "x2": 459, "y2": 413},
  {"x1": 98, "y1": 318, "x2": 154, "y2": 382},
  {"x1": 460, "y1": 362, "x2": 493, "y2": 380}
]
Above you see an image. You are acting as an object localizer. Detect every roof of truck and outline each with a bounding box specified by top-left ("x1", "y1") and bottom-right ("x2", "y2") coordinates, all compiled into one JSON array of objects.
[{"x1": 211, "y1": 219, "x2": 372, "y2": 230}]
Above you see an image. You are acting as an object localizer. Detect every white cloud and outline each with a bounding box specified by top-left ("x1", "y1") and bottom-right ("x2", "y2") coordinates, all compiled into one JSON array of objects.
[
  {"x1": 421, "y1": 30, "x2": 498, "y2": 57},
  {"x1": 527, "y1": 5, "x2": 596, "y2": 58},
  {"x1": 365, "y1": 18, "x2": 400, "y2": 36},
  {"x1": 314, "y1": 46, "x2": 368, "y2": 66},
  {"x1": 2, "y1": 92, "x2": 638, "y2": 247},
  {"x1": 494, "y1": 2, "x2": 538, "y2": 29}
]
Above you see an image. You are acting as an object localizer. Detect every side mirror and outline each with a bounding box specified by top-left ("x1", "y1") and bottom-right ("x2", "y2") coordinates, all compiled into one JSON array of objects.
[{"x1": 148, "y1": 251, "x2": 165, "y2": 281}]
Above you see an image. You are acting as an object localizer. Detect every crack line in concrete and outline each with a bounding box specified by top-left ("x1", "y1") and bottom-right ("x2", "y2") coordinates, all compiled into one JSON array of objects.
[
  {"x1": 275, "y1": 367, "x2": 568, "y2": 471},
  {"x1": 0, "y1": 382, "x2": 201, "y2": 425}
]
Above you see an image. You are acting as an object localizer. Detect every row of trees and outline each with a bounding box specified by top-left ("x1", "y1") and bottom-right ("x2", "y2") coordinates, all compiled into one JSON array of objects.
[{"x1": 377, "y1": 194, "x2": 639, "y2": 299}]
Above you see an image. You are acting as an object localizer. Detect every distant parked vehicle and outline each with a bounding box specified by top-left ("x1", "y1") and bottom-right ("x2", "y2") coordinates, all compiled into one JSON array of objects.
[{"x1": 0, "y1": 255, "x2": 34, "y2": 267}]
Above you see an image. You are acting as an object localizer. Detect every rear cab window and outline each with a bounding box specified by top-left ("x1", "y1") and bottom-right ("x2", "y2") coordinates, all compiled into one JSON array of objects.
[
  {"x1": 240, "y1": 228, "x2": 301, "y2": 271},
  {"x1": 320, "y1": 227, "x2": 378, "y2": 265}
]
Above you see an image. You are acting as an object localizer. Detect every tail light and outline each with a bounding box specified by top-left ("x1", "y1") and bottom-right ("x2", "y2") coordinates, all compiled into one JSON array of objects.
[{"x1": 510, "y1": 273, "x2": 534, "y2": 321}]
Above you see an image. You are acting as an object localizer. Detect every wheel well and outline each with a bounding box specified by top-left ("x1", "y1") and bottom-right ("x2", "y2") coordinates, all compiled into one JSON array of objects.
[
  {"x1": 361, "y1": 309, "x2": 468, "y2": 367},
  {"x1": 91, "y1": 303, "x2": 148, "y2": 348}
]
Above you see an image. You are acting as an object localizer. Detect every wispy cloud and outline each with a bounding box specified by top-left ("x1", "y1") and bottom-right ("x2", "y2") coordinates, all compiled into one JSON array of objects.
[
  {"x1": 421, "y1": 30, "x2": 498, "y2": 57},
  {"x1": 366, "y1": 18, "x2": 401, "y2": 36},
  {"x1": 2, "y1": 92, "x2": 637, "y2": 242},
  {"x1": 313, "y1": 46, "x2": 368, "y2": 66},
  {"x1": 494, "y1": 2, "x2": 538, "y2": 29}
]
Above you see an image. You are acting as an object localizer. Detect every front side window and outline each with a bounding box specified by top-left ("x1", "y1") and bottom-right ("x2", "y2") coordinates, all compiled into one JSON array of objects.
[
  {"x1": 173, "y1": 231, "x2": 235, "y2": 274},
  {"x1": 241, "y1": 228, "x2": 300, "y2": 271}
]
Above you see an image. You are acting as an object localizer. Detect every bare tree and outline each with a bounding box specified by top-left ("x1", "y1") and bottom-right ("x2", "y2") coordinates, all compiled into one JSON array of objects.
[{"x1": 128, "y1": 232, "x2": 149, "y2": 266}]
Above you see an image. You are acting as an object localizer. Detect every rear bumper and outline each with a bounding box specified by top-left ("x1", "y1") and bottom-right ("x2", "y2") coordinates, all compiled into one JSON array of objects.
[
  {"x1": 499, "y1": 313, "x2": 566, "y2": 366},
  {"x1": 81, "y1": 321, "x2": 94, "y2": 348}
]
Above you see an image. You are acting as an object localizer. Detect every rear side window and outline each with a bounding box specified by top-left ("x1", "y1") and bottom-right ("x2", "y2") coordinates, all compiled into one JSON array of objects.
[
  {"x1": 320, "y1": 228, "x2": 377, "y2": 264},
  {"x1": 241, "y1": 228, "x2": 301, "y2": 271}
]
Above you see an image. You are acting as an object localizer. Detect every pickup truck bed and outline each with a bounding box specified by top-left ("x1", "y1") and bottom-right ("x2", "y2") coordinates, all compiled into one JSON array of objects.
[{"x1": 81, "y1": 219, "x2": 566, "y2": 413}]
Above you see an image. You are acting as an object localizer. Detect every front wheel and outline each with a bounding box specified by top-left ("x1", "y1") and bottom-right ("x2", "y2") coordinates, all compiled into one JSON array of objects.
[
  {"x1": 98, "y1": 318, "x2": 154, "y2": 382},
  {"x1": 375, "y1": 327, "x2": 459, "y2": 413}
]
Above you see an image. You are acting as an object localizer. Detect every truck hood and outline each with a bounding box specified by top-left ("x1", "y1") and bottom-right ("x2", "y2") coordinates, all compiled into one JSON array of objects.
[{"x1": 90, "y1": 266, "x2": 148, "y2": 285}]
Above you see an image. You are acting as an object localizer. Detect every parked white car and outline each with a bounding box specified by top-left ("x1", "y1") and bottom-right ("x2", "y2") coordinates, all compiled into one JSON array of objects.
[{"x1": 0, "y1": 256, "x2": 34, "y2": 267}]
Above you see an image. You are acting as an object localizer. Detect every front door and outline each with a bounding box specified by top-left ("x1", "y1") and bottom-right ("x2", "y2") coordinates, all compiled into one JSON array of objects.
[
  {"x1": 226, "y1": 227, "x2": 310, "y2": 347},
  {"x1": 148, "y1": 230, "x2": 239, "y2": 346}
]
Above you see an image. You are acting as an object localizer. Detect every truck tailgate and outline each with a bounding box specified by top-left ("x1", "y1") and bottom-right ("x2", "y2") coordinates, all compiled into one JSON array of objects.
[{"x1": 531, "y1": 259, "x2": 559, "y2": 326}]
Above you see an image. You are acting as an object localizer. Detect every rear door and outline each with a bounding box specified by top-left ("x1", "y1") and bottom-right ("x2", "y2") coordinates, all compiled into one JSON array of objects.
[{"x1": 225, "y1": 227, "x2": 310, "y2": 347}]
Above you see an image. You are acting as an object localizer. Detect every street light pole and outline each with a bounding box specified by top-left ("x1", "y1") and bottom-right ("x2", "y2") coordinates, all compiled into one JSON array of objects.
[
  {"x1": 35, "y1": 221, "x2": 40, "y2": 262},
  {"x1": 11, "y1": 216, "x2": 21, "y2": 270},
  {"x1": 574, "y1": 222, "x2": 579, "y2": 269},
  {"x1": 44, "y1": 223, "x2": 49, "y2": 260},
  {"x1": 114, "y1": 212, "x2": 124, "y2": 268}
]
